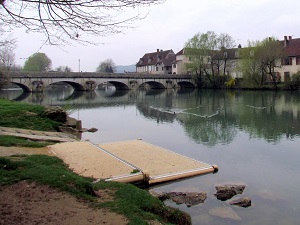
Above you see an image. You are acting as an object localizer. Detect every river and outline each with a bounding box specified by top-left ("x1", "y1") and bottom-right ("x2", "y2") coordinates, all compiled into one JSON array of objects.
[{"x1": 1, "y1": 87, "x2": 300, "y2": 225}]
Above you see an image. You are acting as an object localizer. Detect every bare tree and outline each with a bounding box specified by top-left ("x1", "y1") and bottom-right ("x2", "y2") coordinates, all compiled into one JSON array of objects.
[
  {"x1": 0, "y1": 0, "x2": 164, "y2": 45},
  {"x1": 96, "y1": 59, "x2": 116, "y2": 73},
  {"x1": 0, "y1": 40, "x2": 16, "y2": 71},
  {"x1": 0, "y1": 29, "x2": 16, "y2": 89},
  {"x1": 56, "y1": 65, "x2": 72, "y2": 72}
]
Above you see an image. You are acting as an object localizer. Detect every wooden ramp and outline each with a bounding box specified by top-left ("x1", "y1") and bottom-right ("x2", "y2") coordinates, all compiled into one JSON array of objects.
[{"x1": 49, "y1": 139, "x2": 217, "y2": 184}]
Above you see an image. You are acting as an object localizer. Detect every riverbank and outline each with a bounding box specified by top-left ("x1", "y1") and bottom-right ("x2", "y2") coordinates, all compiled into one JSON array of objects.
[{"x1": 0, "y1": 99, "x2": 191, "y2": 225}]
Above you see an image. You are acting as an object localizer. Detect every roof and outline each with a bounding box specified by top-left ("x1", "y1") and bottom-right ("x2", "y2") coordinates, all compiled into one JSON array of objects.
[
  {"x1": 212, "y1": 48, "x2": 240, "y2": 60},
  {"x1": 136, "y1": 49, "x2": 175, "y2": 67},
  {"x1": 280, "y1": 37, "x2": 300, "y2": 56}
]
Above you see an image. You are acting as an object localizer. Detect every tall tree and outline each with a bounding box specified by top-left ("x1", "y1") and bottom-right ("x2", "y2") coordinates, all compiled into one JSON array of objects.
[
  {"x1": 0, "y1": 29, "x2": 17, "y2": 89},
  {"x1": 238, "y1": 41, "x2": 264, "y2": 87},
  {"x1": 0, "y1": 42, "x2": 16, "y2": 72},
  {"x1": 23, "y1": 52, "x2": 52, "y2": 72},
  {"x1": 96, "y1": 59, "x2": 116, "y2": 73},
  {"x1": 238, "y1": 38, "x2": 285, "y2": 88},
  {"x1": 185, "y1": 31, "x2": 236, "y2": 88},
  {"x1": 0, "y1": 0, "x2": 164, "y2": 45}
]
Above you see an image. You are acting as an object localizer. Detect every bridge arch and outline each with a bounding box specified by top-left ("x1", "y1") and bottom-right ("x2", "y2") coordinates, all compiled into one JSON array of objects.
[
  {"x1": 140, "y1": 81, "x2": 166, "y2": 89},
  {"x1": 50, "y1": 81, "x2": 86, "y2": 91},
  {"x1": 107, "y1": 81, "x2": 130, "y2": 90},
  {"x1": 10, "y1": 82, "x2": 32, "y2": 92},
  {"x1": 177, "y1": 81, "x2": 195, "y2": 88}
]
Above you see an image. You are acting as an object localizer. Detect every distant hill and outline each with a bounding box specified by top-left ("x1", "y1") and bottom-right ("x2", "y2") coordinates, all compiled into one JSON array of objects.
[{"x1": 115, "y1": 64, "x2": 136, "y2": 73}]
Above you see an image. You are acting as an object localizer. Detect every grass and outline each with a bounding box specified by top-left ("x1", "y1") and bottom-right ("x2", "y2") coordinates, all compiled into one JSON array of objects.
[
  {"x1": 0, "y1": 135, "x2": 56, "y2": 148},
  {"x1": 0, "y1": 99, "x2": 60, "y2": 131},
  {"x1": 0, "y1": 98, "x2": 62, "y2": 147},
  {"x1": 0, "y1": 155, "x2": 191, "y2": 225}
]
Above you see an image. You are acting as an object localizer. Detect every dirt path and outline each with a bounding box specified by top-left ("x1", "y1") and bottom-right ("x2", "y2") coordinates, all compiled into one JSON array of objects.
[
  {"x1": 0, "y1": 180, "x2": 128, "y2": 225},
  {"x1": 0, "y1": 146, "x2": 53, "y2": 157},
  {"x1": 0, "y1": 146, "x2": 129, "y2": 225}
]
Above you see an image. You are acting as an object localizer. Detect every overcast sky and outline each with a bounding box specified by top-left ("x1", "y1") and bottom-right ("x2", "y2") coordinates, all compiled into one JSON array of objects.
[{"x1": 13, "y1": 0, "x2": 300, "y2": 72}]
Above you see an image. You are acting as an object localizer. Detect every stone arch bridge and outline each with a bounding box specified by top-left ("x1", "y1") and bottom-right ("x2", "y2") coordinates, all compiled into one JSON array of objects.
[{"x1": 8, "y1": 72, "x2": 195, "y2": 92}]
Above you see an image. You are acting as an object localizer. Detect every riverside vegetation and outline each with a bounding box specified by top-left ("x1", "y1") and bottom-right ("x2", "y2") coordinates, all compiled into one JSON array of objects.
[{"x1": 0, "y1": 99, "x2": 191, "y2": 225}]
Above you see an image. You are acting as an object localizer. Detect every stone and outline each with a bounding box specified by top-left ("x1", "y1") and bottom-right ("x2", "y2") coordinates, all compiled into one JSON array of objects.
[
  {"x1": 214, "y1": 185, "x2": 246, "y2": 201},
  {"x1": 229, "y1": 197, "x2": 251, "y2": 207},
  {"x1": 87, "y1": 127, "x2": 98, "y2": 133},
  {"x1": 209, "y1": 207, "x2": 242, "y2": 221},
  {"x1": 168, "y1": 192, "x2": 207, "y2": 207},
  {"x1": 43, "y1": 106, "x2": 67, "y2": 123}
]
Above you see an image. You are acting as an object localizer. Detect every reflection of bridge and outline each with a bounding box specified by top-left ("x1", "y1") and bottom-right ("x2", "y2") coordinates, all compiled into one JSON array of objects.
[{"x1": 9, "y1": 72, "x2": 195, "y2": 92}]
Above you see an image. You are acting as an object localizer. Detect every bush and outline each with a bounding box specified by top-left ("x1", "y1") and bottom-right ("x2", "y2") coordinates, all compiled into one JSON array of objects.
[{"x1": 286, "y1": 72, "x2": 300, "y2": 90}]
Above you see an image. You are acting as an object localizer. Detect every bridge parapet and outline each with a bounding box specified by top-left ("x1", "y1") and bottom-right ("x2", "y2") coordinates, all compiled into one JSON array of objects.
[{"x1": 9, "y1": 71, "x2": 192, "y2": 79}]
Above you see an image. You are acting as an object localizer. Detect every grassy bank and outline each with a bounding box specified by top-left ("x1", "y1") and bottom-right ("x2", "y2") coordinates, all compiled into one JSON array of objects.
[
  {"x1": 0, "y1": 99, "x2": 191, "y2": 225},
  {"x1": 0, "y1": 99, "x2": 61, "y2": 131}
]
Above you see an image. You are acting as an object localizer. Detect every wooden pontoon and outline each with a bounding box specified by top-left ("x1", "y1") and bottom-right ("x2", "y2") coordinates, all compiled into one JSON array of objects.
[{"x1": 49, "y1": 139, "x2": 218, "y2": 185}]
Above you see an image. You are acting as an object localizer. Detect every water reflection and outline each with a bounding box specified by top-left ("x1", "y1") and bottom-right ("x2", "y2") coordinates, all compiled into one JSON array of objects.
[{"x1": 1, "y1": 88, "x2": 300, "y2": 144}]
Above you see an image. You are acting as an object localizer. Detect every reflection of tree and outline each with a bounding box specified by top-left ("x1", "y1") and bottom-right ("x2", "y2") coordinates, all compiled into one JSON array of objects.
[
  {"x1": 178, "y1": 111, "x2": 237, "y2": 146},
  {"x1": 234, "y1": 91, "x2": 300, "y2": 141},
  {"x1": 136, "y1": 103, "x2": 176, "y2": 123}
]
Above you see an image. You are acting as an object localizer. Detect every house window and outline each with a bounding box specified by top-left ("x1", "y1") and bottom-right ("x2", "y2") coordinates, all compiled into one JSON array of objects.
[
  {"x1": 162, "y1": 67, "x2": 164, "y2": 71},
  {"x1": 224, "y1": 52, "x2": 228, "y2": 58},
  {"x1": 296, "y1": 56, "x2": 300, "y2": 65},
  {"x1": 156, "y1": 66, "x2": 158, "y2": 71},
  {"x1": 173, "y1": 64, "x2": 176, "y2": 68},
  {"x1": 284, "y1": 57, "x2": 293, "y2": 65}
]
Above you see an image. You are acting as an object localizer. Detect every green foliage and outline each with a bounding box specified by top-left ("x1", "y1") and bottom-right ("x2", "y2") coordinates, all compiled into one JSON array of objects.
[
  {"x1": 225, "y1": 78, "x2": 236, "y2": 88},
  {"x1": 23, "y1": 52, "x2": 52, "y2": 72},
  {"x1": 0, "y1": 99, "x2": 61, "y2": 131},
  {"x1": 0, "y1": 135, "x2": 55, "y2": 147},
  {"x1": 238, "y1": 38, "x2": 285, "y2": 88},
  {"x1": 285, "y1": 72, "x2": 300, "y2": 90},
  {"x1": 184, "y1": 31, "x2": 235, "y2": 88}
]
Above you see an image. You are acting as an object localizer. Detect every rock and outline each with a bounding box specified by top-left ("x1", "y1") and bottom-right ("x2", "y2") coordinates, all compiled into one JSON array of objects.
[
  {"x1": 150, "y1": 191, "x2": 207, "y2": 207},
  {"x1": 168, "y1": 192, "x2": 207, "y2": 207},
  {"x1": 58, "y1": 126, "x2": 78, "y2": 134},
  {"x1": 87, "y1": 127, "x2": 98, "y2": 133},
  {"x1": 214, "y1": 185, "x2": 246, "y2": 201},
  {"x1": 149, "y1": 191, "x2": 170, "y2": 201},
  {"x1": 209, "y1": 207, "x2": 242, "y2": 221},
  {"x1": 43, "y1": 106, "x2": 67, "y2": 123},
  {"x1": 229, "y1": 197, "x2": 251, "y2": 207},
  {"x1": 65, "y1": 116, "x2": 82, "y2": 130}
]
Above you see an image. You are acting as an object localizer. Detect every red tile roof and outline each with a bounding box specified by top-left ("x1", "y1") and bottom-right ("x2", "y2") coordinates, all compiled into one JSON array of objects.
[
  {"x1": 136, "y1": 50, "x2": 175, "y2": 67},
  {"x1": 280, "y1": 37, "x2": 300, "y2": 56}
]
